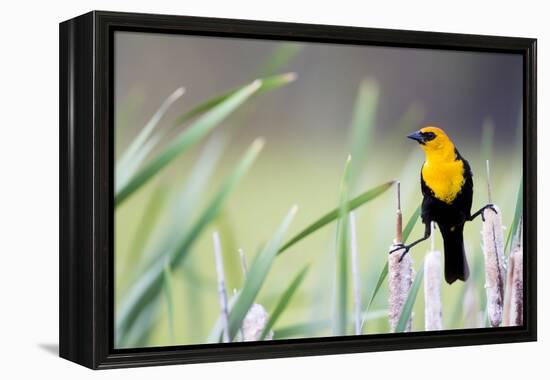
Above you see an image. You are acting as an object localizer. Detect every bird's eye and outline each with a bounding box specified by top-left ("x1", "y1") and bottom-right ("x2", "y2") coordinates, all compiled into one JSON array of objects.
[{"x1": 422, "y1": 132, "x2": 436, "y2": 142}]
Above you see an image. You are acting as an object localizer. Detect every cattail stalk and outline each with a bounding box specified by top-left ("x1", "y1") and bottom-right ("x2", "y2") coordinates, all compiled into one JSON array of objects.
[
  {"x1": 212, "y1": 231, "x2": 231, "y2": 342},
  {"x1": 388, "y1": 181, "x2": 413, "y2": 332},
  {"x1": 424, "y1": 224, "x2": 443, "y2": 331},
  {"x1": 504, "y1": 217, "x2": 523, "y2": 326},
  {"x1": 395, "y1": 182, "x2": 403, "y2": 243},
  {"x1": 482, "y1": 161, "x2": 505, "y2": 327},
  {"x1": 349, "y1": 211, "x2": 362, "y2": 335}
]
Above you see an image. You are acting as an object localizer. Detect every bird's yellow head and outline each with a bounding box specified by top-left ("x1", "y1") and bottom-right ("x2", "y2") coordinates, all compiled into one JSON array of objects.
[{"x1": 407, "y1": 126, "x2": 455, "y2": 158}]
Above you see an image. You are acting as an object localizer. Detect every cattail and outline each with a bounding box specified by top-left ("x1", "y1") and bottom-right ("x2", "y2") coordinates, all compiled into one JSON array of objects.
[
  {"x1": 389, "y1": 248, "x2": 413, "y2": 332},
  {"x1": 481, "y1": 161, "x2": 505, "y2": 327},
  {"x1": 504, "y1": 217, "x2": 523, "y2": 326},
  {"x1": 505, "y1": 246, "x2": 523, "y2": 326},
  {"x1": 241, "y1": 303, "x2": 274, "y2": 341},
  {"x1": 424, "y1": 226, "x2": 443, "y2": 331},
  {"x1": 395, "y1": 182, "x2": 403, "y2": 243},
  {"x1": 388, "y1": 182, "x2": 413, "y2": 332},
  {"x1": 212, "y1": 231, "x2": 231, "y2": 342}
]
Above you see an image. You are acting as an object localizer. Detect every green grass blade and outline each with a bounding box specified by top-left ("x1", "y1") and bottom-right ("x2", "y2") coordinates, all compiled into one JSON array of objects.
[
  {"x1": 257, "y1": 44, "x2": 302, "y2": 77},
  {"x1": 395, "y1": 262, "x2": 425, "y2": 333},
  {"x1": 505, "y1": 178, "x2": 523, "y2": 254},
  {"x1": 115, "y1": 88, "x2": 144, "y2": 140},
  {"x1": 118, "y1": 87, "x2": 185, "y2": 168},
  {"x1": 171, "y1": 73, "x2": 297, "y2": 128},
  {"x1": 116, "y1": 261, "x2": 163, "y2": 346},
  {"x1": 361, "y1": 205, "x2": 421, "y2": 331},
  {"x1": 170, "y1": 138, "x2": 263, "y2": 270},
  {"x1": 116, "y1": 87, "x2": 185, "y2": 192},
  {"x1": 166, "y1": 134, "x2": 228, "y2": 239},
  {"x1": 117, "y1": 73, "x2": 296, "y2": 198},
  {"x1": 360, "y1": 309, "x2": 389, "y2": 322},
  {"x1": 274, "y1": 310, "x2": 387, "y2": 339},
  {"x1": 118, "y1": 298, "x2": 160, "y2": 348},
  {"x1": 133, "y1": 134, "x2": 227, "y2": 283},
  {"x1": 125, "y1": 187, "x2": 168, "y2": 267},
  {"x1": 481, "y1": 118, "x2": 495, "y2": 163},
  {"x1": 226, "y1": 206, "x2": 298, "y2": 340},
  {"x1": 260, "y1": 265, "x2": 309, "y2": 340},
  {"x1": 274, "y1": 321, "x2": 329, "y2": 339},
  {"x1": 162, "y1": 260, "x2": 175, "y2": 343},
  {"x1": 403, "y1": 205, "x2": 422, "y2": 243},
  {"x1": 116, "y1": 140, "x2": 264, "y2": 344},
  {"x1": 349, "y1": 79, "x2": 379, "y2": 186},
  {"x1": 362, "y1": 263, "x2": 388, "y2": 328},
  {"x1": 215, "y1": 211, "x2": 241, "y2": 290},
  {"x1": 116, "y1": 81, "x2": 262, "y2": 206},
  {"x1": 333, "y1": 156, "x2": 352, "y2": 336},
  {"x1": 278, "y1": 180, "x2": 396, "y2": 254},
  {"x1": 183, "y1": 258, "x2": 206, "y2": 340},
  {"x1": 116, "y1": 134, "x2": 164, "y2": 194}
]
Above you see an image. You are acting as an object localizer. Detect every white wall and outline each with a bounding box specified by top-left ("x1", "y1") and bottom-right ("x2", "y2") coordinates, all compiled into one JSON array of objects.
[{"x1": 1, "y1": 0, "x2": 546, "y2": 378}]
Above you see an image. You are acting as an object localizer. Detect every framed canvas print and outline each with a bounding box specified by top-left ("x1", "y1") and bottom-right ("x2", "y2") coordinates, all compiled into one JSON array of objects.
[{"x1": 59, "y1": 11, "x2": 537, "y2": 369}]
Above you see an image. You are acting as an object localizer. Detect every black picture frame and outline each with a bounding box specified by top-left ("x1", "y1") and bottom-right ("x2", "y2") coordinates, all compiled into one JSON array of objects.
[{"x1": 59, "y1": 10, "x2": 537, "y2": 369}]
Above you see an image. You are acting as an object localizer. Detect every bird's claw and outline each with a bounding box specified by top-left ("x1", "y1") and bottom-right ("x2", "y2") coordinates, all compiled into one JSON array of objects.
[
  {"x1": 481, "y1": 203, "x2": 498, "y2": 222},
  {"x1": 389, "y1": 243, "x2": 410, "y2": 262},
  {"x1": 398, "y1": 246, "x2": 411, "y2": 262},
  {"x1": 389, "y1": 243, "x2": 404, "y2": 254}
]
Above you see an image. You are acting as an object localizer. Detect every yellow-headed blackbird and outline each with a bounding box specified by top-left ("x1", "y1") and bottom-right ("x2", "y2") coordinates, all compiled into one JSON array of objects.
[{"x1": 392, "y1": 126, "x2": 495, "y2": 284}]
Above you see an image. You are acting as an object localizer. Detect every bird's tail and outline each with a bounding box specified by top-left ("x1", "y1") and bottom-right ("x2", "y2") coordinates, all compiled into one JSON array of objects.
[{"x1": 440, "y1": 224, "x2": 470, "y2": 284}]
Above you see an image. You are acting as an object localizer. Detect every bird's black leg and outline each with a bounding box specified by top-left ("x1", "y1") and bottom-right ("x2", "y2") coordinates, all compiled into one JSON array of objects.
[
  {"x1": 468, "y1": 204, "x2": 497, "y2": 222},
  {"x1": 389, "y1": 223, "x2": 432, "y2": 262}
]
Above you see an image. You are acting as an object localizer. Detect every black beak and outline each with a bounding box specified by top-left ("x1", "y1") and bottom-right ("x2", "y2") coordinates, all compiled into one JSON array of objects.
[{"x1": 407, "y1": 131, "x2": 425, "y2": 145}]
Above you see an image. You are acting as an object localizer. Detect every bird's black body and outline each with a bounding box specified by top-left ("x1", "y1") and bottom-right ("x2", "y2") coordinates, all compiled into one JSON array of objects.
[
  {"x1": 420, "y1": 148, "x2": 473, "y2": 284},
  {"x1": 396, "y1": 127, "x2": 495, "y2": 284}
]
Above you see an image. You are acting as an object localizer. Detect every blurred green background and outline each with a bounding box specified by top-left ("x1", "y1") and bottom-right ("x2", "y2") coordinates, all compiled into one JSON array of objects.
[{"x1": 114, "y1": 31, "x2": 523, "y2": 348}]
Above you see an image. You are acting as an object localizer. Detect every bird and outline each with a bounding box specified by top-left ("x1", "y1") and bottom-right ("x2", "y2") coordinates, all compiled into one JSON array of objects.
[{"x1": 391, "y1": 126, "x2": 496, "y2": 284}]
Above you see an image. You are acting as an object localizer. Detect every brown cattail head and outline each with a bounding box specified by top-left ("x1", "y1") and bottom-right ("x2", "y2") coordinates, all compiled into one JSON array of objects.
[
  {"x1": 241, "y1": 303, "x2": 273, "y2": 341},
  {"x1": 395, "y1": 182, "x2": 403, "y2": 244},
  {"x1": 424, "y1": 250, "x2": 443, "y2": 331},
  {"x1": 388, "y1": 244, "x2": 413, "y2": 332},
  {"x1": 505, "y1": 246, "x2": 523, "y2": 326},
  {"x1": 481, "y1": 206, "x2": 505, "y2": 327},
  {"x1": 504, "y1": 217, "x2": 523, "y2": 327}
]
